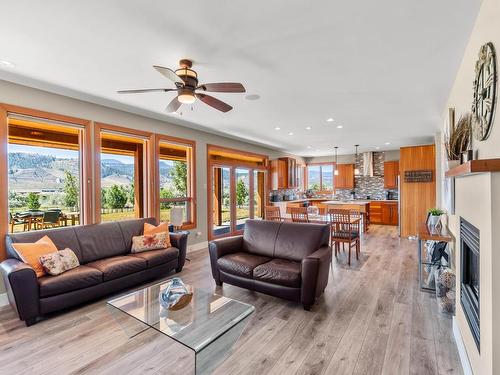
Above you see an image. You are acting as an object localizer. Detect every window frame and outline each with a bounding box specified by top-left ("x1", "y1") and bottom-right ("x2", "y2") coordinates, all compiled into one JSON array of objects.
[
  {"x1": 306, "y1": 162, "x2": 336, "y2": 193},
  {"x1": 94, "y1": 122, "x2": 155, "y2": 223},
  {"x1": 155, "y1": 134, "x2": 197, "y2": 230},
  {"x1": 0, "y1": 104, "x2": 92, "y2": 260}
]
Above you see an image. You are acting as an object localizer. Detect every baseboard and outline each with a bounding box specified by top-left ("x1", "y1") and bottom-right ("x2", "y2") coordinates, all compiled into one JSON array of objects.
[
  {"x1": 0, "y1": 293, "x2": 8, "y2": 307},
  {"x1": 187, "y1": 241, "x2": 208, "y2": 253},
  {"x1": 453, "y1": 316, "x2": 473, "y2": 375}
]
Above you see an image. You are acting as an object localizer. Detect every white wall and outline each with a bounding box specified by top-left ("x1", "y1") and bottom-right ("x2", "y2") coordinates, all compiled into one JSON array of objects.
[{"x1": 440, "y1": 0, "x2": 500, "y2": 372}]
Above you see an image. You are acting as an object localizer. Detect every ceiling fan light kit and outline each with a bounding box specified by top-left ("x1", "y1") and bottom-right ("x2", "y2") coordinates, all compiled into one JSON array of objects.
[{"x1": 118, "y1": 59, "x2": 245, "y2": 113}]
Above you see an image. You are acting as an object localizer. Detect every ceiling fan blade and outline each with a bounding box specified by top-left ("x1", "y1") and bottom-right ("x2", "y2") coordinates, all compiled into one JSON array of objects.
[
  {"x1": 153, "y1": 65, "x2": 185, "y2": 86},
  {"x1": 166, "y1": 97, "x2": 182, "y2": 113},
  {"x1": 197, "y1": 82, "x2": 245, "y2": 93},
  {"x1": 117, "y1": 88, "x2": 177, "y2": 94},
  {"x1": 196, "y1": 93, "x2": 233, "y2": 112}
]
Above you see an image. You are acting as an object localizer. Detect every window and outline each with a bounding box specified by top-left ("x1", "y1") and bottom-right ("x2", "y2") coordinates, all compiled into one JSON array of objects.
[
  {"x1": 157, "y1": 136, "x2": 196, "y2": 229},
  {"x1": 208, "y1": 145, "x2": 268, "y2": 239},
  {"x1": 6, "y1": 113, "x2": 90, "y2": 233},
  {"x1": 96, "y1": 123, "x2": 153, "y2": 222},
  {"x1": 307, "y1": 163, "x2": 335, "y2": 192}
]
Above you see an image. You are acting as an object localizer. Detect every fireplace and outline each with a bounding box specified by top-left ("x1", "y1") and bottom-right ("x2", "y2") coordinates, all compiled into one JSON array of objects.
[{"x1": 460, "y1": 217, "x2": 480, "y2": 351}]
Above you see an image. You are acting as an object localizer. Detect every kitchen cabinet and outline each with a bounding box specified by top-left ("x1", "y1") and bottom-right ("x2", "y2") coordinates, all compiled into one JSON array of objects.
[
  {"x1": 370, "y1": 201, "x2": 398, "y2": 225},
  {"x1": 271, "y1": 158, "x2": 298, "y2": 189},
  {"x1": 334, "y1": 164, "x2": 355, "y2": 189},
  {"x1": 384, "y1": 161, "x2": 399, "y2": 189}
]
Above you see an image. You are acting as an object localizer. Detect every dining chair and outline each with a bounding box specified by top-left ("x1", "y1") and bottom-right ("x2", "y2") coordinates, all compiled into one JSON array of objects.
[
  {"x1": 265, "y1": 206, "x2": 283, "y2": 221},
  {"x1": 9, "y1": 212, "x2": 28, "y2": 232},
  {"x1": 37, "y1": 211, "x2": 61, "y2": 229},
  {"x1": 328, "y1": 208, "x2": 360, "y2": 265},
  {"x1": 290, "y1": 207, "x2": 309, "y2": 223}
]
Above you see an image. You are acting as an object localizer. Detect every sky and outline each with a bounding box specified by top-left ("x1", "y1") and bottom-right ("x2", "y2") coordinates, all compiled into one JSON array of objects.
[{"x1": 8, "y1": 143, "x2": 79, "y2": 159}]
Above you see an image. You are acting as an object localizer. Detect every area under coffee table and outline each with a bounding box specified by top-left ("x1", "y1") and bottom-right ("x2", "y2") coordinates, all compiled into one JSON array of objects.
[{"x1": 107, "y1": 280, "x2": 255, "y2": 375}]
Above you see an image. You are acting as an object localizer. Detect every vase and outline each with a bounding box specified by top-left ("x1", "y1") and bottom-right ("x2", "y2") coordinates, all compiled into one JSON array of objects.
[
  {"x1": 428, "y1": 215, "x2": 441, "y2": 227},
  {"x1": 446, "y1": 159, "x2": 460, "y2": 170}
]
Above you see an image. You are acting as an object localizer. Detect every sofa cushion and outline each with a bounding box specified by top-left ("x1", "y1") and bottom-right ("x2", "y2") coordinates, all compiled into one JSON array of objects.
[
  {"x1": 242, "y1": 219, "x2": 281, "y2": 257},
  {"x1": 217, "y1": 252, "x2": 271, "y2": 278},
  {"x1": 253, "y1": 259, "x2": 302, "y2": 288},
  {"x1": 38, "y1": 265, "x2": 103, "y2": 298},
  {"x1": 118, "y1": 218, "x2": 156, "y2": 250},
  {"x1": 85, "y1": 256, "x2": 147, "y2": 281},
  {"x1": 74, "y1": 222, "x2": 127, "y2": 263},
  {"x1": 7, "y1": 226, "x2": 83, "y2": 262},
  {"x1": 274, "y1": 222, "x2": 330, "y2": 262},
  {"x1": 131, "y1": 247, "x2": 179, "y2": 268}
]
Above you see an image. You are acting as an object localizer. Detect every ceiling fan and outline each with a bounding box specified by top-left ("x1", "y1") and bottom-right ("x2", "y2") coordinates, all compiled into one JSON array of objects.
[{"x1": 117, "y1": 59, "x2": 245, "y2": 113}]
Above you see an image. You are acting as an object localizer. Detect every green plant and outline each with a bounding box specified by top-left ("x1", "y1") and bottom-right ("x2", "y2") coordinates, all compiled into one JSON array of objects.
[
  {"x1": 26, "y1": 192, "x2": 41, "y2": 210},
  {"x1": 445, "y1": 114, "x2": 471, "y2": 161},
  {"x1": 63, "y1": 171, "x2": 79, "y2": 210},
  {"x1": 106, "y1": 185, "x2": 128, "y2": 209},
  {"x1": 428, "y1": 208, "x2": 445, "y2": 216},
  {"x1": 236, "y1": 179, "x2": 248, "y2": 208}
]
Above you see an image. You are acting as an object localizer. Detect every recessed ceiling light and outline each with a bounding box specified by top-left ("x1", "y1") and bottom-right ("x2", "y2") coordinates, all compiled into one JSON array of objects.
[
  {"x1": 336, "y1": 125, "x2": 343, "y2": 129},
  {"x1": 305, "y1": 126, "x2": 312, "y2": 130},
  {"x1": 375, "y1": 146, "x2": 380, "y2": 150},
  {"x1": 0, "y1": 59, "x2": 15, "y2": 68},
  {"x1": 245, "y1": 94, "x2": 260, "y2": 101},
  {"x1": 327, "y1": 118, "x2": 334, "y2": 122},
  {"x1": 288, "y1": 132, "x2": 294, "y2": 136},
  {"x1": 385, "y1": 142, "x2": 391, "y2": 145},
  {"x1": 274, "y1": 127, "x2": 280, "y2": 130}
]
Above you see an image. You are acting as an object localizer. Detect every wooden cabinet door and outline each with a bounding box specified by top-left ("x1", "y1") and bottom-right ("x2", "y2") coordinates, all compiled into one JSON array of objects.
[
  {"x1": 335, "y1": 164, "x2": 354, "y2": 189},
  {"x1": 369, "y1": 202, "x2": 382, "y2": 224},
  {"x1": 381, "y1": 203, "x2": 391, "y2": 224},
  {"x1": 389, "y1": 203, "x2": 399, "y2": 225},
  {"x1": 384, "y1": 161, "x2": 399, "y2": 189}
]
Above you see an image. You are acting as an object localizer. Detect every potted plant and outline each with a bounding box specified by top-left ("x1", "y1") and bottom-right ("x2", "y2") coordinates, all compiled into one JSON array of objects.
[
  {"x1": 427, "y1": 208, "x2": 445, "y2": 227},
  {"x1": 445, "y1": 114, "x2": 471, "y2": 169}
]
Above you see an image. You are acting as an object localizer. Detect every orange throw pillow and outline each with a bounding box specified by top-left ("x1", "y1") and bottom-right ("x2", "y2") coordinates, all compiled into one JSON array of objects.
[
  {"x1": 144, "y1": 222, "x2": 171, "y2": 247},
  {"x1": 12, "y1": 236, "x2": 58, "y2": 277}
]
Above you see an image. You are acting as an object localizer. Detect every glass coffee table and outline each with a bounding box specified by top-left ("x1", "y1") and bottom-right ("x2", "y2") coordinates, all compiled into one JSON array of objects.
[{"x1": 107, "y1": 279, "x2": 255, "y2": 375}]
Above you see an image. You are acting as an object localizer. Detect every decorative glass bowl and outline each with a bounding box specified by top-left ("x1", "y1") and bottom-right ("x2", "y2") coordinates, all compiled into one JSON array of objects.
[{"x1": 159, "y1": 277, "x2": 193, "y2": 311}]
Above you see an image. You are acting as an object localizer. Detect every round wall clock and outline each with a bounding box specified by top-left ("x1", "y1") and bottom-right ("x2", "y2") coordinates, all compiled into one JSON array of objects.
[{"x1": 472, "y1": 42, "x2": 497, "y2": 141}]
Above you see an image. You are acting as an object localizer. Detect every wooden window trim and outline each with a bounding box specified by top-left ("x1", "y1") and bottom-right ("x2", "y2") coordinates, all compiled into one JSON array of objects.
[
  {"x1": 207, "y1": 145, "x2": 269, "y2": 240},
  {"x1": 0, "y1": 104, "x2": 92, "y2": 261},
  {"x1": 305, "y1": 162, "x2": 336, "y2": 194},
  {"x1": 155, "y1": 134, "x2": 197, "y2": 230},
  {"x1": 94, "y1": 122, "x2": 154, "y2": 223}
]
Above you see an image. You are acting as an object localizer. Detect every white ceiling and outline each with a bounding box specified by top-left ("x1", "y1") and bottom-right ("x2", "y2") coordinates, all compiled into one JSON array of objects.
[{"x1": 0, "y1": 0, "x2": 480, "y2": 156}]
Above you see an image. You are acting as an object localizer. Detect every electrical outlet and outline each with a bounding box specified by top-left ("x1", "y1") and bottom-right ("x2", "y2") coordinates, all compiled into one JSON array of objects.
[{"x1": 196, "y1": 231, "x2": 202, "y2": 237}]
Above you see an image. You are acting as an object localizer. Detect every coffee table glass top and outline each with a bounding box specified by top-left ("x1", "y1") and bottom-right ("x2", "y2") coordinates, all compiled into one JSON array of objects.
[{"x1": 107, "y1": 280, "x2": 255, "y2": 353}]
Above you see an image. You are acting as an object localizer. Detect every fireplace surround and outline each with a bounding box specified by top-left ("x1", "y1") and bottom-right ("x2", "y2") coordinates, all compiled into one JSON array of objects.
[{"x1": 460, "y1": 217, "x2": 480, "y2": 351}]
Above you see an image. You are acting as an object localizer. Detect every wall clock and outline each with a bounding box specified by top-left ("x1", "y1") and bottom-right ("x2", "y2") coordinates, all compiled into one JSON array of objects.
[{"x1": 472, "y1": 42, "x2": 497, "y2": 141}]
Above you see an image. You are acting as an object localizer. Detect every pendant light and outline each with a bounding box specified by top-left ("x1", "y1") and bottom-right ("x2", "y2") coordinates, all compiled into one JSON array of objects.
[
  {"x1": 354, "y1": 144, "x2": 360, "y2": 176},
  {"x1": 334, "y1": 146, "x2": 339, "y2": 175}
]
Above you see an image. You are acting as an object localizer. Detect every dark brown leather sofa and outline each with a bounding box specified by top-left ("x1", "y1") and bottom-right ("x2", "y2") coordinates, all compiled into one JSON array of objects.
[
  {"x1": 209, "y1": 219, "x2": 331, "y2": 310},
  {"x1": 0, "y1": 218, "x2": 187, "y2": 326}
]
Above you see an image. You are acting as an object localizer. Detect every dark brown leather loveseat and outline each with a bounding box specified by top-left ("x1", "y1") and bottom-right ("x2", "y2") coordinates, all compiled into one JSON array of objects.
[
  {"x1": 0, "y1": 218, "x2": 187, "y2": 326},
  {"x1": 209, "y1": 219, "x2": 331, "y2": 310}
]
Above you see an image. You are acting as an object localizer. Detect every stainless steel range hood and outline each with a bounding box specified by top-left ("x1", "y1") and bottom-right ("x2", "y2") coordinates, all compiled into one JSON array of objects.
[{"x1": 361, "y1": 152, "x2": 373, "y2": 177}]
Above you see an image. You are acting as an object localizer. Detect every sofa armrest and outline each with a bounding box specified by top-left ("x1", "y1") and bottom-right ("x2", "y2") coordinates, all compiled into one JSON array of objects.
[
  {"x1": 301, "y1": 246, "x2": 332, "y2": 307},
  {"x1": 0, "y1": 258, "x2": 40, "y2": 322},
  {"x1": 208, "y1": 235, "x2": 243, "y2": 283},
  {"x1": 170, "y1": 232, "x2": 188, "y2": 270}
]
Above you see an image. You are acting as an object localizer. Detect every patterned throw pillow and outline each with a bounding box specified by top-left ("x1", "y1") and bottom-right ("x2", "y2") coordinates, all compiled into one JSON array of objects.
[
  {"x1": 39, "y1": 248, "x2": 80, "y2": 276},
  {"x1": 144, "y1": 222, "x2": 171, "y2": 248},
  {"x1": 131, "y1": 232, "x2": 168, "y2": 253},
  {"x1": 12, "y1": 236, "x2": 58, "y2": 277}
]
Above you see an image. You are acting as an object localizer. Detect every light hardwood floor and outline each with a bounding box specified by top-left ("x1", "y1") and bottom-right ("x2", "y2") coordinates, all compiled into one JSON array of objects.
[{"x1": 0, "y1": 225, "x2": 462, "y2": 375}]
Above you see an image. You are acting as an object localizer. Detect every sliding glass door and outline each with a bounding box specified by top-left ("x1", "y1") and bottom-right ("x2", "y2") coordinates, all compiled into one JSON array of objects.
[{"x1": 211, "y1": 165, "x2": 265, "y2": 238}]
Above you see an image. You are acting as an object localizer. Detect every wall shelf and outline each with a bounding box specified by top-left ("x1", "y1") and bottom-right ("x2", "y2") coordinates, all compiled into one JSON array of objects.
[{"x1": 445, "y1": 158, "x2": 500, "y2": 178}]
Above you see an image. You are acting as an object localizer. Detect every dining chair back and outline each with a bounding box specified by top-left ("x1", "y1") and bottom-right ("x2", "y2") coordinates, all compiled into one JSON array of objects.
[
  {"x1": 328, "y1": 208, "x2": 360, "y2": 265},
  {"x1": 265, "y1": 206, "x2": 282, "y2": 221},
  {"x1": 290, "y1": 207, "x2": 309, "y2": 223}
]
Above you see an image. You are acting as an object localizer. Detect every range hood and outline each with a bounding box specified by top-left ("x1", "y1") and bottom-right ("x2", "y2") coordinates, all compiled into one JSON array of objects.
[{"x1": 361, "y1": 152, "x2": 373, "y2": 177}]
